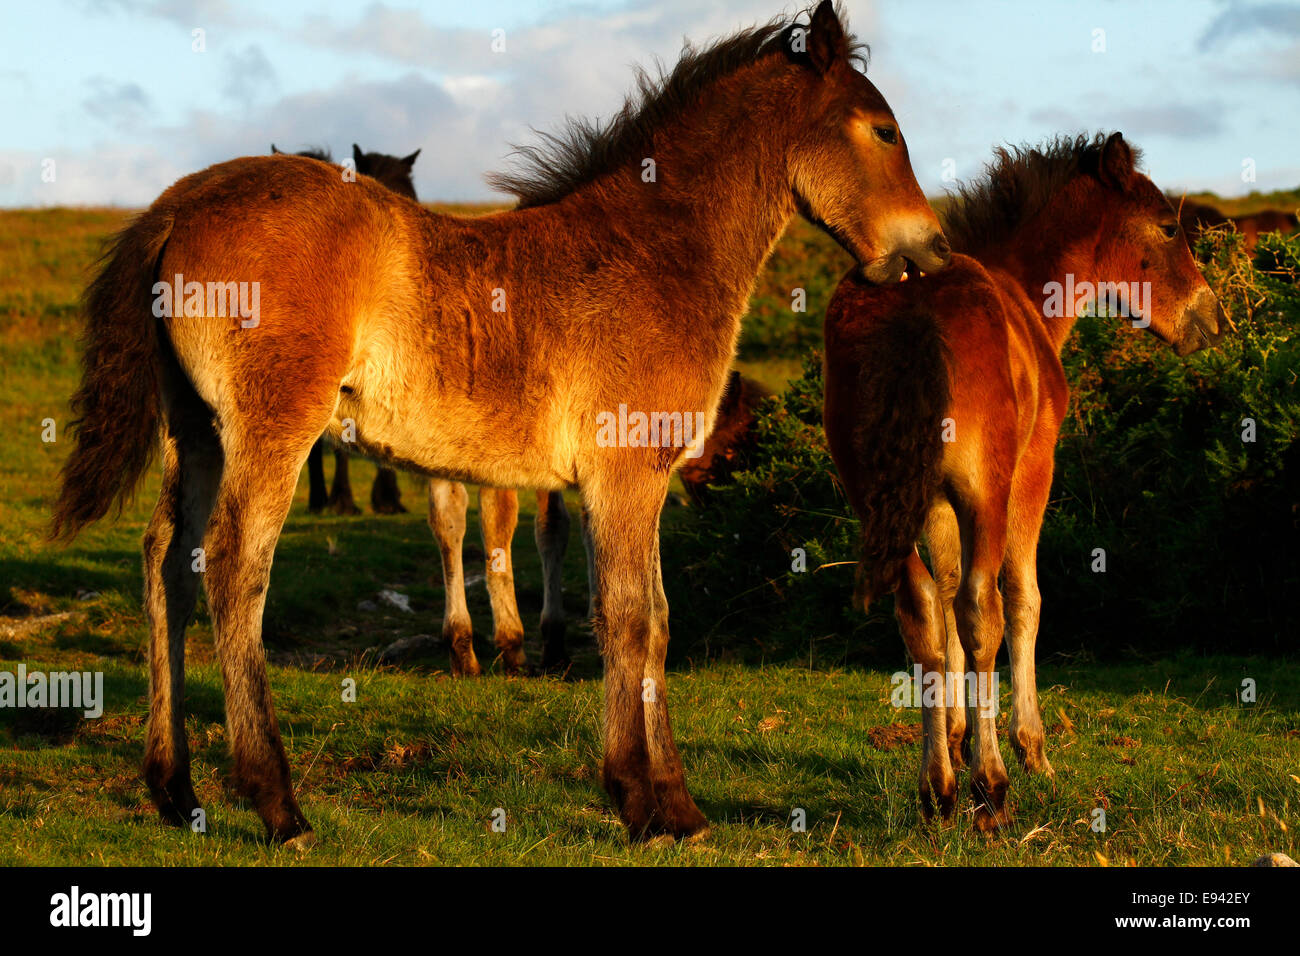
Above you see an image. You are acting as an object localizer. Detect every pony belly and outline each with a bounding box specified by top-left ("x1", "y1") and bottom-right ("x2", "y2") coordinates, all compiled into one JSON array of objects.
[{"x1": 321, "y1": 411, "x2": 569, "y2": 491}]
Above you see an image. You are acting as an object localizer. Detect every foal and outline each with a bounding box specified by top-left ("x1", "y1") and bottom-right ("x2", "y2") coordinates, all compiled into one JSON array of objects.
[
  {"x1": 53, "y1": 0, "x2": 947, "y2": 844},
  {"x1": 824, "y1": 133, "x2": 1225, "y2": 829},
  {"x1": 272, "y1": 143, "x2": 421, "y2": 516}
]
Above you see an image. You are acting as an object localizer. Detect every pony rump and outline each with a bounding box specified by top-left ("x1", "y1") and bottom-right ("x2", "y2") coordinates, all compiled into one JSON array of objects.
[
  {"x1": 840, "y1": 307, "x2": 950, "y2": 609},
  {"x1": 50, "y1": 209, "x2": 173, "y2": 540}
]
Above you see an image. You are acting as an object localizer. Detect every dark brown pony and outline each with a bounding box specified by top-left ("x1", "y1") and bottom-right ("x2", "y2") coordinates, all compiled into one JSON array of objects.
[
  {"x1": 52, "y1": 0, "x2": 947, "y2": 845},
  {"x1": 1173, "y1": 194, "x2": 1298, "y2": 254},
  {"x1": 270, "y1": 143, "x2": 421, "y2": 515},
  {"x1": 824, "y1": 133, "x2": 1224, "y2": 829}
]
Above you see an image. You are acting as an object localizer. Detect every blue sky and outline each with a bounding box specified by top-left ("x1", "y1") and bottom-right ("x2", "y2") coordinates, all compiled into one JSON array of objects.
[{"x1": 1, "y1": 0, "x2": 1297, "y2": 206}]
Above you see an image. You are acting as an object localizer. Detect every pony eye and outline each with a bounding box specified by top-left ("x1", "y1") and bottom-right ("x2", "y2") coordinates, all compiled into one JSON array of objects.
[
  {"x1": 1160, "y1": 223, "x2": 1180, "y2": 239},
  {"x1": 873, "y1": 125, "x2": 898, "y2": 145}
]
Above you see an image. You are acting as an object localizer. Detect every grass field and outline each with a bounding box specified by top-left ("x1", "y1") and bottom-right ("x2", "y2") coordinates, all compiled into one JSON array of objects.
[{"x1": 1, "y1": 207, "x2": 1297, "y2": 866}]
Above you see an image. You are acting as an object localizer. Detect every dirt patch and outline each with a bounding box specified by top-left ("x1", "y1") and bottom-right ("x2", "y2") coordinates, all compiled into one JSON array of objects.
[{"x1": 867, "y1": 722, "x2": 922, "y2": 751}]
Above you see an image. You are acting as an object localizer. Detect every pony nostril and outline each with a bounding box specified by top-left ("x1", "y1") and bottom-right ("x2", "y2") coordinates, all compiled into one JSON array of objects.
[{"x1": 931, "y1": 233, "x2": 951, "y2": 263}]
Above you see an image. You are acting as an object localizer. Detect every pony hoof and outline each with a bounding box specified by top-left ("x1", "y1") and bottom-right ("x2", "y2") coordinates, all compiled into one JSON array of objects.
[
  {"x1": 147, "y1": 772, "x2": 201, "y2": 828},
  {"x1": 683, "y1": 824, "x2": 711, "y2": 844},
  {"x1": 541, "y1": 653, "x2": 572, "y2": 676},
  {"x1": 283, "y1": 830, "x2": 317, "y2": 853},
  {"x1": 973, "y1": 804, "x2": 1013, "y2": 833},
  {"x1": 267, "y1": 817, "x2": 315, "y2": 848}
]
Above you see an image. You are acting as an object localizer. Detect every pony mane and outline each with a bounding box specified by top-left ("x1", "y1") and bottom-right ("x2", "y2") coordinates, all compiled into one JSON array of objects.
[
  {"x1": 486, "y1": 3, "x2": 867, "y2": 208},
  {"x1": 295, "y1": 146, "x2": 333, "y2": 163},
  {"x1": 943, "y1": 133, "x2": 1144, "y2": 254}
]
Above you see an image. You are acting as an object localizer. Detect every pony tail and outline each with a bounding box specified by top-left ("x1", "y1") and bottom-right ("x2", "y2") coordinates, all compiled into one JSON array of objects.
[
  {"x1": 845, "y1": 308, "x2": 951, "y2": 611},
  {"x1": 50, "y1": 211, "x2": 173, "y2": 541}
]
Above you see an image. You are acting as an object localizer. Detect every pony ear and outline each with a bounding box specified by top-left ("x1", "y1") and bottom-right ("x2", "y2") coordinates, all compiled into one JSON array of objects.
[
  {"x1": 806, "y1": 0, "x2": 847, "y2": 73},
  {"x1": 1099, "y1": 132, "x2": 1134, "y2": 190},
  {"x1": 270, "y1": 144, "x2": 281, "y2": 154},
  {"x1": 352, "y1": 143, "x2": 364, "y2": 164},
  {"x1": 402, "y1": 149, "x2": 421, "y2": 168}
]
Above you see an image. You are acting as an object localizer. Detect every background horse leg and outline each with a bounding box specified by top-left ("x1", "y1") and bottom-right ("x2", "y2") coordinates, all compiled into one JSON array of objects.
[
  {"x1": 924, "y1": 502, "x2": 968, "y2": 769},
  {"x1": 952, "y1": 492, "x2": 1012, "y2": 832},
  {"x1": 428, "y1": 479, "x2": 480, "y2": 675},
  {"x1": 203, "y1": 443, "x2": 313, "y2": 845},
  {"x1": 1004, "y1": 441, "x2": 1055, "y2": 775},
  {"x1": 305, "y1": 439, "x2": 327, "y2": 514},
  {"x1": 142, "y1": 372, "x2": 222, "y2": 828},
  {"x1": 534, "y1": 489, "x2": 572, "y2": 672},
  {"x1": 327, "y1": 448, "x2": 361, "y2": 515},
  {"x1": 370, "y1": 466, "x2": 407, "y2": 514},
  {"x1": 895, "y1": 549, "x2": 958, "y2": 820},
  {"x1": 478, "y1": 486, "x2": 526, "y2": 674}
]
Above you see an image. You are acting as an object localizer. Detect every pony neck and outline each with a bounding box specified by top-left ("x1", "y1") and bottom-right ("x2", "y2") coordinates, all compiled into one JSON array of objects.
[
  {"x1": 984, "y1": 203, "x2": 1102, "y2": 354},
  {"x1": 568, "y1": 56, "x2": 801, "y2": 326}
]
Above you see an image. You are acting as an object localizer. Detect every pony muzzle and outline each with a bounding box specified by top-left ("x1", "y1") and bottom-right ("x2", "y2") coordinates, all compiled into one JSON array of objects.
[{"x1": 1176, "y1": 290, "x2": 1227, "y2": 355}]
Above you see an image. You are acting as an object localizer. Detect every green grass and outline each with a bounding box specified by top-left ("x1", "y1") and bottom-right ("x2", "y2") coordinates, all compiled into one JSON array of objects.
[{"x1": 1, "y1": 207, "x2": 1297, "y2": 866}]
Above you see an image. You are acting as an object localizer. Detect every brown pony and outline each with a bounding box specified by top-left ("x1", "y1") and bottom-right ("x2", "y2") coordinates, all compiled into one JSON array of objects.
[
  {"x1": 270, "y1": 143, "x2": 421, "y2": 516},
  {"x1": 51, "y1": 0, "x2": 947, "y2": 845},
  {"x1": 824, "y1": 133, "x2": 1224, "y2": 830}
]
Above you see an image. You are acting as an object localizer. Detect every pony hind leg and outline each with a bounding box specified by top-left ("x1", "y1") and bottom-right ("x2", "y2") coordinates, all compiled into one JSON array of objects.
[
  {"x1": 534, "y1": 490, "x2": 572, "y2": 673},
  {"x1": 142, "y1": 379, "x2": 222, "y2": 828},
  {"x1": 924, "y1": 501, "x2": 968, "y2": 769},
  {"x1": 951, "y1": 490, "x2": 1012, "y2": 832},
  {"x1": 1003, "y1": 443, "x2": 1055, "y2": 776},
  {"x1": 895, "y1": 549, "x2": 958, "y2": 820},
  {"x1": 428, "y1": 479, "x2": 479, "y2": 675},
  {"x1": 478, "y1": 486, "x2": 526, "y2": 674},
  {"x1": 203, "y1": 440, "x2": 314, "y2": 845}
]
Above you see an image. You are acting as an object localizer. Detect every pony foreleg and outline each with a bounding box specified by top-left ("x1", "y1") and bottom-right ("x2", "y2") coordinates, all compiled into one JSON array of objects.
[
  {"x1": 534, "y1": 490, "x2": 572, "y2": 673},
  {"x1": 479, "y1": 486, "x2": 526, "y2": 674},
  {"x1": 428, "y1": 479, "x2": 479, "y2": 675},
  {"x1": 643, "y1": 525, "x2": 708, "y2": 836},
  {"x1": 586, "y1": 474, "x2": 705, "y2": 839}
]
